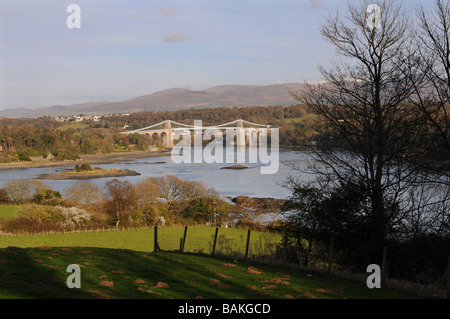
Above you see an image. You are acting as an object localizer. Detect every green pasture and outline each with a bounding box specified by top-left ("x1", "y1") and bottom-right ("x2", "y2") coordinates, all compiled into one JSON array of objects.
[
  {"x1": 0, "y1": 205, "x2": 20, "y2": 220},
  {"x1": 0, "y1": 226, "x2": 280, "y2": 257},
  {"x1": 0, "y1": 247, "x2": 422, "y2": 299}
]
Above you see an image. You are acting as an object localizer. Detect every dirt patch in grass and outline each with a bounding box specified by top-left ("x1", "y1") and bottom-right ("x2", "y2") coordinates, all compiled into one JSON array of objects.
[
  {"x1": 315, "y1": 288, "x2": 333, "y2": 293},
  {"x1": 138, "y1": 287, "x2": 160, "y2": 295},
  {"x1": 298, "y1": 291, "x2": 316, "y2": 298},
  {"x1": 264, "y1": 284, "x2": 277, "y2": 289},
  {"x1": 215, "y1": 272, "x2": 233, "y2": 278},
  {"x1": 217, "y1": 283, "x2": 230, "y2": 289},
  {"x1": 209, "y1": 278, "x2": 220, "y2": 286},
  {"x1": 98, "y1": 281, "x2": 114, "y2": 287},
  {"x1": 245, "y1": 267, "x2": 261, "y2": 274},
  {"x1": 154, "y1": 281, "x2": 170, "y2": 288},
  {"x1": 111, "y1": 270, "x2": 124, "y2": 274},
  {"x1": 261, "y1": 277, "x2": 290, "y2": 285}
]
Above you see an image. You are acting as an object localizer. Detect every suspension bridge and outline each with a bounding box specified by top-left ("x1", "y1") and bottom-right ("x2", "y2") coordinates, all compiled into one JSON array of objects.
[{"x1": 121, "y1": 119, "x2": 274, "y2": 148}]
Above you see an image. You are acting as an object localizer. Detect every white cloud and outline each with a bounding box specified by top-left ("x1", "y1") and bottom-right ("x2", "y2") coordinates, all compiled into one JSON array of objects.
[
  {"x1": 162, "y1": 32, "x2": 191, "y2": 43},
  {"x1": 160, "y1": 7, "x2": 176, "y2": 16},
  {"x1": 308, "y1": 0, "x2": 325, "y2": 9}
]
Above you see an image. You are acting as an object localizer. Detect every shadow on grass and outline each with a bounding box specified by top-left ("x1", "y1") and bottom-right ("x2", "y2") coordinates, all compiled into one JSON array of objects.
[
  {"x1": 0, "y1": 246, "x2": 426, "y2": 299},
  {"x1": 0, "y1": 246, "x2": 92, "y2": 299}
]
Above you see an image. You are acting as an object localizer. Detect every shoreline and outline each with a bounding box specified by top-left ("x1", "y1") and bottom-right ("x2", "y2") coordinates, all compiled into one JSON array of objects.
[
  {"x1": 36, "y1": 168, "x2": 141, "y2": 180},
  {"x1": 0, "y1": 150, "x2": 172, "y2": 170}
]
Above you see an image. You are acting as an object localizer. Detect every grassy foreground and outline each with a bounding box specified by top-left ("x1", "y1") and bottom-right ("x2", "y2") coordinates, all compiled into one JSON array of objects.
[{"x1": 0, "y1": 246, "x2": 420, "y2": 299}]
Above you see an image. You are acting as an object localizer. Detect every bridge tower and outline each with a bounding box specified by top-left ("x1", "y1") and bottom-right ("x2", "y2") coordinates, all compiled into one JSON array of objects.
[
  {"x1": 163, "y1": 120, "x2": 174, "y2": 149},
  {"x1": 235, "y1": 119, "x2": 246, "y2": 146}
]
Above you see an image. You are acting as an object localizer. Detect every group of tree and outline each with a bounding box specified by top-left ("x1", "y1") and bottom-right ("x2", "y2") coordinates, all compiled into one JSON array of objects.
[
  {"x1": 280, "y1": 0, "x2": 450, "y2": 284},
  {"x1": 0, "y1": 120, "x2": 155, "y2": 163},
  {"x1": 0, "y1": 175, "x2": 231, "y2": 234},
  {"x1": 0, "y1": 104, "x2": 322, "y2": 164}
]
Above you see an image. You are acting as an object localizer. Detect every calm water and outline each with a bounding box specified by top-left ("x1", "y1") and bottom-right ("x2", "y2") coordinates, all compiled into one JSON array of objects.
[{"x1": 0, "y1": 148, "x2": 315, "y2": 199}]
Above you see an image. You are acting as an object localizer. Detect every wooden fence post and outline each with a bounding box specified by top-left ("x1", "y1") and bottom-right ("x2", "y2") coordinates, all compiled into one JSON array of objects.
[
  {"x1": 181, "y1": 226, "x2": 188, "y2": 252},
  {"x1": 327, "y1": 236, "x2": 334, "y2": 273},
  {"x1": 154, "y1": 226, "x2": 159, "y2": 252},
  {"x1": 282, "y1": 232, "x2": 288, "y2": 263},
  {"x1": 447, "y1": 256, "x2": 450, "y2": 299},
  {"x1": 211, "y1": 227, "x2": 219, "y2": 255},
  {"x1": 382, "y1": 246, "x2": 388, "y2": 286},
  {"x1": 245, "y1": 229, "x2": 251, "y2": 260}
]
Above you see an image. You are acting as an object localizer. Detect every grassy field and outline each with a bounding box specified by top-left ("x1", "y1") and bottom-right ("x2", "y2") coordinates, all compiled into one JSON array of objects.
[
  {"x1": 0, "y1": 246, "x2": 421, "y2": 299},
  {"x1": 0, "y1": 226, "x2": 436, "y2": 299},
  {"x1": 0, "y1": 205, "x2": 20, "y2": 220},
  {"x1": 0, "y1": 226, "x2": 280, "y2": 256}
]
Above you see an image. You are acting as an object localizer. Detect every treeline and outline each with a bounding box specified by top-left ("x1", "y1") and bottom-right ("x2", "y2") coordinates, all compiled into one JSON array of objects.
[
  {"x1": 0, "y1": 104, "x2": 320, "y2": 163},
  {"x1": 0, "y1": 175, "x2": 232, "y2": 234}
]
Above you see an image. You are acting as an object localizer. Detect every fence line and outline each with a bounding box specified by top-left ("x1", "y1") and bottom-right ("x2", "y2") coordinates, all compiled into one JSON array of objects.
[
  {"x1": 0, "y1": 223, "x2": 447, "y2": 298},
  {"x1": 152, "y1": 227, "x2": 449, "y2": 298}
]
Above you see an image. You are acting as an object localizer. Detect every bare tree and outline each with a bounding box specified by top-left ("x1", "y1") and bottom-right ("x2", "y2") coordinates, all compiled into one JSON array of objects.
[
  {"x1": 104, "y1": 179, "x2": 137, "y2": 229},
  {"x1": 64, "y1": 181, "x2": 104, "y2": 208},
  {"x1": 414, "y1": 0, "x2": 450, "y2": 162},
  {"x1": 148, "y1": 175, "x2": 207, "y2": 220},
  {"x1": 4, "y1": 179, "x2": 48, "y2": 204},
  {"x1": 134, "y1": 178, "x2": 160, "y2": 223},
  {"x1": 289, "y1": 0, "x2": 428, "y2": 248}
]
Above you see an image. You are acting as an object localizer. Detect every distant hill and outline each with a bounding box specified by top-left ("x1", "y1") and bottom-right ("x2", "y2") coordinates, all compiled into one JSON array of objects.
[{"x1": 0, "y1": 83, "x2": 305, "y2": 118}]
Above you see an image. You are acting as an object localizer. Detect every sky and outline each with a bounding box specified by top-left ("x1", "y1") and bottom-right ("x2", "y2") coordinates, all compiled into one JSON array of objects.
[{"x1": 0, "y1": 0, "x2": 430, "y2": 110}]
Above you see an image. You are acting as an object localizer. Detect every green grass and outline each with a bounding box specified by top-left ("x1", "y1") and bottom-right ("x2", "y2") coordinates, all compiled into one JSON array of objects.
[
  {"x1": 0, "y1": 226, "x2": 280, "y2": 256},
  {"x1": 0, "y1": 247, "x2": 421, "y2": 299},
  {"x1": 0, "y1": 226, "x2": 434, "y2": 299},
  {"x1": 0, "y1": 205, "x2": 21, "y2": 220}
]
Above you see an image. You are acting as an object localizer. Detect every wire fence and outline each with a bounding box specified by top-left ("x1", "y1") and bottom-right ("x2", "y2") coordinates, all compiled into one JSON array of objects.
[{"x1": 152, "y1": 226, "x2": 449, "y2": 298}]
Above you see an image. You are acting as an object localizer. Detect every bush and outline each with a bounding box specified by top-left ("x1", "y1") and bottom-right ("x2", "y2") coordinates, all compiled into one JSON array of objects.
[
  {"x1": 1, "y1": 205, "x2": 93, "y2": 234},
  {"x1": 34, "y1": 189, "x2": 62, "y2": 204},
  {"x1": 59, "y1": 206, "x2": 91, "y2": 229},
  {"x1": 16, "y1": 152, "x2": 31, "y2": 161},
  {"x1": 75, "y1": 164, "x2": 92, "y2": 171},
  {"x1": 0, "y1": 189, "x2": 10, "y2": 203},
  {"x1": 80, "y1": 163, "x2": 92, "y2": 171},
  {"x1": 53, "y1": 149, "x2": 79, "y2": 161},
  {"x1": 17, "y1": 205, "x2": 64, "y2": 223}
]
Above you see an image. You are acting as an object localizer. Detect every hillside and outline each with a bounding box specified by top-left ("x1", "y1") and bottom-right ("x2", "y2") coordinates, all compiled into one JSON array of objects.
[{"x1": 0, "y1": 83, "x2": 305, "y2": 118}]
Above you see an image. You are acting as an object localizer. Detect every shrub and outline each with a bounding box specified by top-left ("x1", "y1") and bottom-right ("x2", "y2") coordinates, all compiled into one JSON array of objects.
[
  {"x1": 53, "y1": 149, "x2": 79, "y2": 161},
  {"x1": 59, "y1": 206, "x2": 91, "y2": 229},
  {"x1": 1, "y1": 205, "x2": 93, "y2": 234},
  {"x1": 0, "y1": 189, "x2": 10, "y2": 203},
  {"x1": 34, "y1": 189, "x2": 62, "y2": 204},
  {"x1": 80, "y1": 163, "x2": 92, "y2": 171},
  {"x1": 17, "y1": 151, "x2": 31, "y2": 161},
  {"x1": 16, "y1": 205, "x2": 64, "y2": 223}
]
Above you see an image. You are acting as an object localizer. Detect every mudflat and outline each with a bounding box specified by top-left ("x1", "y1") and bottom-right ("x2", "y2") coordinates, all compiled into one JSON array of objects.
[{"x1": 0, "y1": 150, "x2": 171, "y2": 170}]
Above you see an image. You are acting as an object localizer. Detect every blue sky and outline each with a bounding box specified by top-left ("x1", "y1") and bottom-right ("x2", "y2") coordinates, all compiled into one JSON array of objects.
[{"x1": 0, "y1": 0, "x2": 429, "y2": 110}]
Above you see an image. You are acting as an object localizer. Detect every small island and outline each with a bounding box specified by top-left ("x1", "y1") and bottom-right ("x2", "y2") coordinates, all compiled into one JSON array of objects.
[
  {"x1": 220, "y1": 164, "x2": 249, "y2": 170},
  {"x1": 37, "y1": 164, "x2": 140, "y2": 180}
]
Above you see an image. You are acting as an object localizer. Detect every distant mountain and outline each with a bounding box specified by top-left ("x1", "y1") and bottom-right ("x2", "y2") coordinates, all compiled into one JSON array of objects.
[{"x1": 0, "y1": 83, "x2": 305, "y2": 118}]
